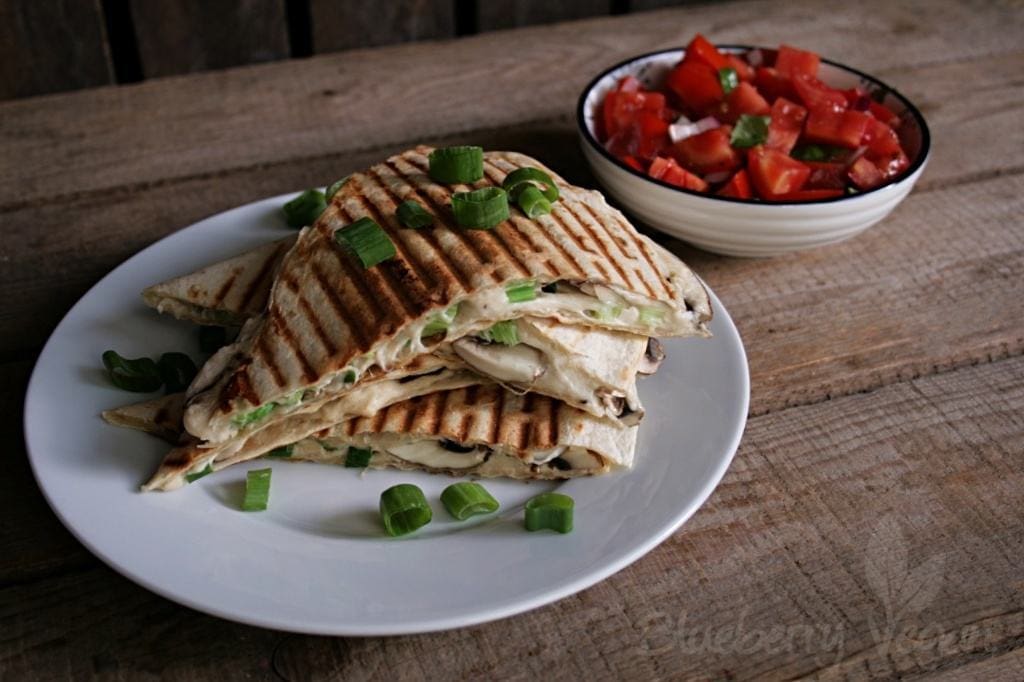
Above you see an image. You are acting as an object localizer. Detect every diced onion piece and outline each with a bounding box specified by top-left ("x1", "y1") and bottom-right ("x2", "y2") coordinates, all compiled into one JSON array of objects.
[
  {"x1": 441, "y1": 482, "x2": 500, "y2": 520},
  {"x1": 428, "y1": 146, "x2": 484, "y2": 184},
  {"x1": 241, "y1": 468, "x2": 272, "y2": 511},
  {"x1": 669, "y1": 116, "x2": 721, "y2": 143},
  {"x1": 379, "y1": 484, "x2": 432, "y2": 536},
  {"x1": 525, "y1": 492, "x2": 574, "y2": 533}
]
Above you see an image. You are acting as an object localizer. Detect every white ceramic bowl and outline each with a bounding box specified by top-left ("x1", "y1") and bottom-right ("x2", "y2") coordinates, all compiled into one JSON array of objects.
[{"x1": 577, "y1": 47, "x2": 931, "y2": 257}]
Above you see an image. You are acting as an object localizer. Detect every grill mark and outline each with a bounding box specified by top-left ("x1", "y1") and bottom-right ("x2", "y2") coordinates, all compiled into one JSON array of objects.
[
  {"x1": 564, "y1": 202, "x2": 632, "y2": 288},
  {"x1": 458, "y1": 411, "x2": 474, "y2": 443},
  {"x1": 315, "y1": 427, "x2": 331, "y2": 439},
  {"x1": 427, "y1": 390, "x2": 448, "y2": 436},
  {"x1": 344, "y1": 418, "x2": 357, "y2": 437},
  {"x1": 370, "y1": 404, "x2": 389, "y2": 433},
  {"x1": 239, "y1": 242, "x2": 287, "y2": 311},
  {"x1": 311, "y1": 258, "x2": 370, "y2": 353},
  {"x1": 517, "y1": 420, "x2": 532, "y2": 452},
  {"x1": 520, "y1": 391, "x2": 535, "y2": 414},
  {"x1": 402, "y1": 397, "x2": 418, "y2": 433},
  {"x1": 274, "y1": 311, "x2": 319, "y2": 383},
  {"x1": 520, "y1": 207, "x2": 587, "y2": 279},
  {"x1": 220, "y1": 366, "x2": 259, "y2": 408},
  {"x1": 212, "y1": 269, "x2": 240, "y2": 306},
  {"x1": 634, "y1": 236, "x2": 676, "y2": 299},
  {"x1": 547, "y1": 397, "x2": 560, "y2": 447},
  {"x1": 591, "y1": 259, "x2": 611, "y2": 281},
  {"x1": 256, "y1": 326, "x2": 288, "y2": 389},
  {"x1": 297, "y1": 293, "x2": 338, "y2": 356},
  {"x1": 463, "y1": 383, "x2": 479, "y2": 406},
  {"x1": 634, "y1": 268, "x2": 657, "y2": 298},
  {"x1": 489, "y1": 387, "x2": 505, "y2": 445},
  {"x1": 548, "y1": 202, "x2": 594, "y2": 256},
  {"x1": 324, "y1": 225, "x2": 398, "y2": 337}
]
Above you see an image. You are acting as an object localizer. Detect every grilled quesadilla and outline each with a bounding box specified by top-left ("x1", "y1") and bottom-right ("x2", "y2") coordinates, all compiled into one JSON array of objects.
[
  {"x1": 183, "y1": 146, "x2": 712, "y2": 445},
  {"x1": 102, "y1": 393, "x2": 186, "y2": 443}
]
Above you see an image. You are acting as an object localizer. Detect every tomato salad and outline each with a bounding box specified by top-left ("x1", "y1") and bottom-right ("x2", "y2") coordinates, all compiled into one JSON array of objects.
[{"x1": 597, "y1": 35, "x2": 912, "y2": 202}]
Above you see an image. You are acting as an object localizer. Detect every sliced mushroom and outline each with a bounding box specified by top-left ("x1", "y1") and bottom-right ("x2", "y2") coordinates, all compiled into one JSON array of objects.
[
  {"x1": 452, "y1": 338, "x2": 546, "y2": 385},
  {"x1": 638, "y1": 338, "x2": 666, "y2": 375},
  {"x1": 595, "y1": 389, "x2": 644, "y2": 426}
]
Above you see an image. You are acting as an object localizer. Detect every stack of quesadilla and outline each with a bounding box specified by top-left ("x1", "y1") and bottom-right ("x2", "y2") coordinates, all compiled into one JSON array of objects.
[{"x1": 105, "y1": 146, "x2": 712, "y2": 491}]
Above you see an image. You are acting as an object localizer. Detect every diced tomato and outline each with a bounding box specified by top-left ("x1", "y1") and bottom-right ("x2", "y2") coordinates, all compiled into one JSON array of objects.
[
  {"x1": 666, "y1": 61, "x2": 724, "y2": 116},
  {"x1": 717, "y1": 169, "x2": 752, "y2": 199},
  {"x1": 747, "y1": 147, "x2": 810, "y2": 198},
  {"x1": 682, "y1": 33, "x2": 728, "y2": 71},
  {"x1": 671, "y1": 127, "x2": 741, "y2": 175},
  {"x1": 868, "y1": 101, "x2": 900, "y2": 127},
  {"x1": 792, "y1": 73, "x2": 847, "y2": 112},
  {"x1": 616, "y1": 75, "x2": 641, "y2": 93},
  {"x1": 754, "y1": 67, "x2": 797, "y2": 102},
  {"x1": 725, "y1": 54, "x2": 755, "y2": 82},
  {"x1": 869, "y1": 149, "x2": 910, "y2": 180},
  {"x1": 633, "y1": 110, "x2": 670, "y2": 160},
  {"x1": 804, "y1": 108, "x2": 872, "y2": 149},
  {"x1": 603, "y1": 90, "x2": 667, "y2": 139},
  {"x1": 764, "y1": 97, "x2": 806, "y2": 154},
  {"x1": 775, "y1": 45, "x2": 820, "y2": 78},
  {"x1": 718, "y1": 81, "x2": 770, "y2": 124},
  {"x1": 620, "y1": 155, "x2": 645, "y2": 172},
  {"x1": 847, "y1": 156, "x2": 885, "y2": 190},
  {"x1": 769, "y1": 188, "x2": 844, "y2": 201},
  {"x1": 861, "y1": 116, "x2": 902, "y2": 157},
  {"x1": 648, "y1": 156, "x2": 709, "y2": 192},
  {"x1": 802, "y1": 161, "x2": 847, "y2": 190}
]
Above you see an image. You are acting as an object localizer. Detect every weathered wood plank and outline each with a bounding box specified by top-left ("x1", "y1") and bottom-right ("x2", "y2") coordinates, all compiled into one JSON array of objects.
[
  {"x1": 128, "y1": 0, "x2": 290, "y2": 78},
  {"x1": 1, "y1": 0, "x2": 1021, "y2": 207},
  {"x1": 0, "y1": 0, "x2": 113, "y2": 100},
  {"x1": 310, "y1": 0, "x2": 455, "y2": 52},
  {"x1": 477, "y1": 0, "x2": 612, "y2": 31},
  {"x1": 3, "y1": 355, "x2": 1021, "y2": 679}
]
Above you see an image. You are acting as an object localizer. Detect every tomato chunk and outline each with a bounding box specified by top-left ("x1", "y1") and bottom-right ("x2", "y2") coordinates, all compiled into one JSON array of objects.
[
  {"x1": 747, "y1": 147, "x2": 810, "y2": 198},
  {"x1": 602, "y1": 89, "x2": 666, "y2": 139},
  {"x1": 775, "y1": 45, "x2": 820, "y2": 78},
  {"x1": 648, "y1": 156, "x2": 709, "y2": 192},
  {"x1": 802, "y1": 161, "x2": 847, "y2": 190},
  {"x1": 725, "y1": 54, "x2": 755, "y2": 82},
  {"x1": 666, "y1": 61, "x2": 723, "y2": 116},
  {"x1": 792, "y1": 74, "x2": 847, "y2": 112},
  {"x1": 754, "y1": 67, "x2": 797, "y2": 102},
  {"x1": 682, "y1": 33, "x2": 728, "y2": 71},
  {"x1": 861, "y1": 116, "x2": 902, "y2": 157},
  {"x1": 620, "y1": 155, "x2": 644, "y2": 172},
  {"x1": 719, "y1": 81, "x2": 770, "y2": 124},
  {"x1": 847, "y1": 156, "x2": 885, "y2": 190},
  {"x1": 868, "y1": 100, "x2": 900, "y2": 127},
  {"x1": 717, "y1": 169, "x2": 752, "y2": 199},
  {"x1": 804, "y1": 108, "x2": 872, "y2": 149},
  {"x1": 765, "y1": 97, "x2": 806, "y2": 154},
  {"x1": 671, "y1": 127, "x2": 741, "y2": 175}
]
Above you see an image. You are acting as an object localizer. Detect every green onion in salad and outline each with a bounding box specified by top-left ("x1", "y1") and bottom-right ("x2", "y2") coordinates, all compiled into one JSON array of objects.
[
  {"x1": 729, "y1": 114, "x2": 771, "y2": 149},
  {"x1": 717, "y1": 67, "x2": 738, "y2": 95}
]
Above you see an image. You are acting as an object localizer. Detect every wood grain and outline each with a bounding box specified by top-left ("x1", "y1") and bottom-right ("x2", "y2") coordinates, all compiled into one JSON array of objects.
[
  {"x1": 3, "y1": 355, "x2": 1021, "y2": 679},
  {"x1": 310, "y1": 0, "x2": 455, "y2": 53},
  {"x1": 0, "y1": 0, "x2": 113, "y2": 100},
  {"x1": 477, "y1": 0, "x2": 613, "y2": 31},
  {"x1": 1, "y1": 0, "x2": 1021, "y2": 208},
  {"x1": 128, "y1": 0, "x2": 290, "y2": 78}
]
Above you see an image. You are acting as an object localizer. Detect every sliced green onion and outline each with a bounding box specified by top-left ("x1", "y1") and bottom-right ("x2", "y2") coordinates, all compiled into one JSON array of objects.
[
  {"x1": 396, "y1": 200, "x2": 433, "y2": 229},
  {"x1": 525, "y1": 492, "x2": 574, "y2": 533},
  {"x1": 198, "y1": 325, "x2": 227, "y2": 353},
  {"x1": 232, "y1": 402, "x2": 275, "y2": 427},
  {"x1": 505, "y1": 280, "x2": 537, "y2": 303},
  {"x1": 342, "y1": 369, "x2": 357, "y2": 383},
  {"x1": 501, "y1": 167, "x2": 560, "y2": 202},
  {"x1": 325, "y1": 176, "x2": 349, "y2": 200},
  {"x1": 185, "y1": 463, "x2": 213, "y2": 484},
  {"x1": 441, "y1": 482, "x2": 500, "y2": 520},
  {"x1": 102, "y1": 350, "x2": 162, "y2": 393},
  {"x1": 266, "y1": 444, "x2": 294, "y2": 458},
  {"x1": 158, "y1": 352, "x2": 197, "y2": 394},
  {"x1": 718, "y1": 66, "x2": 739, "y2": 95},
  {"x1": 639, "y1": 306, "x2": 666, "y2": 326},
  {"x1": 585, "y1": 304, "x2": 624, "y2": 322},
  {"x1": 514, "y1": 185, "x2": 552, "y2": 218},
  {"x1": 283, "y1": 189, "x2": 327, "y2": 228},
  {"x1": 379, "y1": 483, "x2": 432, "y2": 536},
  {"x1": 421, "y1": 303, "x2": 459, "y2": 339},
  {"x1": 345, "y1": 446, "x2": 373, "y2": 468},
  {"x1": 334, "y1": 217, "x2": 397, "y2": 268},
  {"x1": 730, "y1": 114, "x2": 771, "y2": 149},
  {"x1": 428, "y1": 146, "x2": 484, "y2": 184},
  {"x1": 478, "y1": 320, "x2": 519, "y2": 345},
  {"x1": 241, "y1": 468, "x2": 272, "y2": 511},
  {"x1": 451, "y1": 187, "x2": 509, "y2": 229}
]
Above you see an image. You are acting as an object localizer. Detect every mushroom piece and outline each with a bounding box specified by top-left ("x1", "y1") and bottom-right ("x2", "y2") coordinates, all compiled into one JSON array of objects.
[
  {"x1": 596, "y1": 388, "x2": 644, "y2": 426},
  {"x1": 637, "y1": 337, "x2": 666, "y2": 375},
  {"x1": 452, "y1": 338, "x2": 546, "y2": 385}
]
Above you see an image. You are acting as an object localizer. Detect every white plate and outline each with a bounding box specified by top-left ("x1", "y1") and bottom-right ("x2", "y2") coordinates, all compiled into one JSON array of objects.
[{"x1": 24, "y1": 193, "x2": 749, "y2": 636}]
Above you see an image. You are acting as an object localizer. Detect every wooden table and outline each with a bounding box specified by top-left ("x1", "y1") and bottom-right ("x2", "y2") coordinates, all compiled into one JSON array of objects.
[{"x1": 3, "y1": 1, "x2": 1023, "y2": 679}]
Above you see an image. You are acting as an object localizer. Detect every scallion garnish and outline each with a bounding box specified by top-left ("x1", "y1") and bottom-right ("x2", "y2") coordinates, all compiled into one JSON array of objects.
[
  {"x1": 505, "y1": 280, "x2": 537, "y2": 303},
  {"x1": 283, "y1": 189, "x2": 328, "y2": 228},
  {"x1": 428, "y1": 146, "x2": 484, "y2": 184},
  {"x1": 158, "y1": 352, "x2": 197, "y2": 394},
  {"x1": 396, "y1": 200, "x2": 433, "y2": 229},
  {"x1": 198, "y1": 325, "x2": 227, "y2": 353},
  {"x1": 478, "y1": 320, "x2": 519, "y2": 345},
  {"x1": 325, "y1": 176, "x2": 349, "y2": 200},
  {"x1": 342, "y1": 369, "x2": 357, "y2": 383},
  {"x1": 639, "y1": 306, "x2": 665, "y2": 326},
  {"x1": 334, "y1": 217, "x2": 397, "y2": 268},
  {"x1": 102, "y1": 350, "x2": 162, "y2": 393},
  {"x1": 421, "y1": 304, "x2": 459, "y2": 339},
  {"x1": 185, "y1": 463, "x2": 213, "y2": 484},
  {"x1": 241, "y1": 468, "x2": 272, "y2": 511},
  {"x1": 524, "y1": 492, "x2": 574, "y2": 533},
  {"x1": 232, "y1": 403, "x2": 276, "y2": 427},
  {"x1": 345, "y1": 446, "x2": 373, "y2": 468},
  {"x1": 514, "y1": 185, "x2": 552, "y2": 218},
  {"x1": 501, "y1": 167, "x2": 560, "y2": 202},
  {"x1": 730, "y1": 114, "x2": 771, "y2": 149},
  {"x1": 718, "y1": 66, "x2": 738, "y2": 95},
  {"x1": 441, "y1": 482, "x2": 500, "y2": 520},
  {"x1": 267, "y1": 444, "x2": 294, "y2": 458},
  {"x1": 451, "y1": 187, "x2": 509, "y2": 229},
  {"x1": 379, "y1": 483, "x2": 432, "y2": 536}
]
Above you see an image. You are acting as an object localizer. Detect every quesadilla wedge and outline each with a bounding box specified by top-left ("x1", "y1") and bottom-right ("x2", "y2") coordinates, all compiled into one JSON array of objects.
[
  {"x1": 184, "y1": 146, "x2": 712, "y2": 444},
  {"x1": 102, "y1": 393, "x2": 186, "y2": 443}
]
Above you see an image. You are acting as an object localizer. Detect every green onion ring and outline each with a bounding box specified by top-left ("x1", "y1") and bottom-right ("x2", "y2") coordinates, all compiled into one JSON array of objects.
[
  {"x1": 396, "y1": 200, "x2": 434, "y2": 229},
  {"x1": 334, "y1": 217, "x2": 397, "y2": 268},
  {"x1": 379, "y1": 484, "x2": 432, "y2": 536},
  {"x1": 451, "y1": 187, "x2": 509, "y2": 229},
  {"x1": 501, "y1": 167, "x2": 560, "y2": 202},
  {"x1": 514, "y1": 184, "x2": 552, "y2": 218},
  {"x1": 441, "y1": 482, "x2": 500, "y2": 520},
  {"x1": 241, "y1": 468, "x2": 272, "y2": 511},
  {"x1": 524, "y1": 492, "x2": 574, "y2": 533},
  {"x1": 283, "y1": 189, "x2": 327, "y2": 228},
  {"x1": 428, "y1": 146, "x2": 484, "y2": 184}
]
